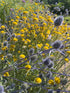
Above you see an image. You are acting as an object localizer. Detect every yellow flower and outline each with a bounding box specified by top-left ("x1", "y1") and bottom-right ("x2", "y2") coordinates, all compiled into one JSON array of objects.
[
  {"x1": 48, "y1": 79, "x2": 54, "y2": 85},
  {"x1": 2, "y1": 46, "x2": 8, "y2": 51},
  {"x1": 66, "y1": 33, "x2": 69, "y2": 37},
  {"x1": 43, "y1": 23, "x2": 46, "y2": 26},
  {"x1": 54, "y1": 77, "x2": 60, "y2": 84},
  {"x1": 25, "y1": 65, "x2": 31, "y2": 70},
  {"x1": 33, "y1": 18, "x2": 38, "y2": 22},
  {"x1": 67, "y1": 51, "x2": 70, "y2": 54},
  {"x1": 35, "y1": 77, "x2": 42, "y2": 84},
  {"x1": 24, "y1": 41, "x2": 28, "y2": 44},
  {"x1": 1, "y1": 57, "x2": 4, "y2": 61},
  {"x1": 37, "y1": 43, "x2": 43, "y2": 48},
  {"x1": 8, "y1": 62, "x2": 10, "y2": 64},
  {"x1": 47, "y1": 30, "x2": 50, "y2": 35},
  {"x1": 22, "y1": 38, "x2": 25, "y2": 42},
  {"x1": 39, "y1": 16, "x2": 43, "y2": 19},
  {"x1": 28, "y1": 45, "x2": 32, "y2": 48},
  {"x1": 26, "y1": 39, "x2": 31, "y2": 43},
  {"x1": 31, "y1": 24, "x2": 34, "y2": 29},
  {"x1": 24, "y1": 58, "x2": 27, "y2": 61},
  {"x1": 0, "y1": 31, "x2": 5, "y2": 34},
  {"x1": 23, "y1": 11, "x2": 28, "y2": 14},
  {"x1": 16, "y1": 16, "x2": 20, "y2": 19},
  {"x1": 10, "y1": 45, "x2": 15, "y2": 48},
  {"x1": 2, "y1": 1, "x2": 5, "y2": 3},
  {"x1": 13, "y1": 22, "x2": 17, "y2": 25},
  {"x1": 50, "y1": 55, "x2": 54, "y2": 57},
  {"x1": 67, "y1": 37, "x2": 70, "y2": 39},
  {"x1": 21, "y1": 34, "x2": 25, "y2": 37},
  {"x1": 11, "y1": 19, "x2": 14, "y2": 22},
  {"x1": 34, "y1": 34, "x2": 37, "y2": 37},
  {"x1": 23, "y1": 17, "x2": 27, "y2": 20},
  {"x1": 13, "y1": 58, "x2": 17, "y2": 62},
  {"x1": 15, "y1": 19, "x2": 19, "y2": 22},
  {"x1": 42, "y1": 53, "x2": 45, "y2": 56},
  {"x1": 1, "y1": 4, "x2": 3, "y2": 6},
  {"x1": 20, "y1": 29, "x2": 24, "y2": 33},
  {"x1": 18, "y1": 51, "x2": 21, "y2": 54},
  {"x1": 46, "y1": 43, "x2": 49, "y2": 47},
  {"x1": 44, "y1": 46, "x2": 49, "y2": 50},
  {"x1": 64, "y1": 58, "x2": 69, "y2": 62},
  {"x1": 4, "y1": 72, "x2": 9, "y2": 77},
  {"x1": 13, "y1": 38, "x2": 18, "y2": 42},
  {"x1": 16, "y1": 33, "x2": 21, "y2": 36},
  {"x1": 57, "y1": 32, "x2": 61, "y2": 35},
  {"x1": 19, "y1": 54, "x2": 25, "y2": 59},
  {"x1": 23, "y1": 28, "x2": 28, "y2": 32},
  {"x1": 1, "y1": 25, "x2": 5, "y2": 29}
]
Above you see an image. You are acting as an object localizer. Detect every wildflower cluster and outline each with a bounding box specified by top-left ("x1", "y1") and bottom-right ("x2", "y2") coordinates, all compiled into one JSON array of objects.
[{"x1": 0, "y1": 1, "x2": 70, "y2": 93}]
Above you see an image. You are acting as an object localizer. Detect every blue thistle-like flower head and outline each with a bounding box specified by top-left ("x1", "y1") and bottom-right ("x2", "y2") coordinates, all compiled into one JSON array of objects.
[
  {"x1": 56, "y1": 89, "x2": 61, "y2": 93},
  {"x1": 30, "y1": 55, "x2": 37, "y2": 62},
  {"x1": 61, "y1": 6, "x2": 64, "y2": 10},
  {"x1": 48, "y1": 89, "x2": 53, "y2": 93},
  {"x1": 54, "y1": 7, "x2": 60, "y2": 12},
  {"x1": 61, "y1": 79, "x2": 67, "y2": 85},
  {"x1": 52, "y1": 40, "x2": 62, "y2": 49},
  {"x1": 7, "y1": 53, "x2": 12, "y2": 58},
  {"x1": 11, "y1": 34, "x2": 16, "y2": 37},
  {"x1": 7, "y1": 37, "x2": 10, "y2": 41},
  {"x1": 46, "y1": 71, "x2": 52, "y2": 78},
  {"x1": 29, "y1": 48, "x2": 34, "y2": 55},
  {"x1": 54, "y1": 16, "x2": 64, "y2": 26},
  {"x1": 48, "y1": 61, "x2": 54, "y2": 69},
  {"x1": 3, "y1": 41, "x2": 8, "y2": 46},
  {"x1": 43, "y1": 58, "x2": 52, "y2": 65},
  {"x1": 55, "y1": 2, "x2": 58, "y2": 5}
]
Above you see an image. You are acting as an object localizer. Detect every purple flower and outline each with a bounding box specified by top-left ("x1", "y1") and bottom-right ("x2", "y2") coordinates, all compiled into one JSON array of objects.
[
  {"x1": 10, "y1": 8, "x2": 14, "y2": 11},
  {"x1": 22, "y1": 0, "x2": 25, "y2": 3}
]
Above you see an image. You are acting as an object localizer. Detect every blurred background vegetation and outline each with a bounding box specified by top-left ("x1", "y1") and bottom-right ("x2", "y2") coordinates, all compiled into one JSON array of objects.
[
  {"x1": 42, "y1": 0, "x2": 70, "y2": 12},
  {"x1": 41, "y1": 0, "x2": 70, "y2": 24},
  {"x1": 0, "y1": 0, "x2": 70, "y2": 24},
  {"x1": 42, "y1": 0, "x2": 70, "y2": 8}
]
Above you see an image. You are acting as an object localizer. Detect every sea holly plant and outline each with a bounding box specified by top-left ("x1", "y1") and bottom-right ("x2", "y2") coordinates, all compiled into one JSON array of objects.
[{"x1": 0, "y1": 38, "x2": 70, "y2": 93}]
